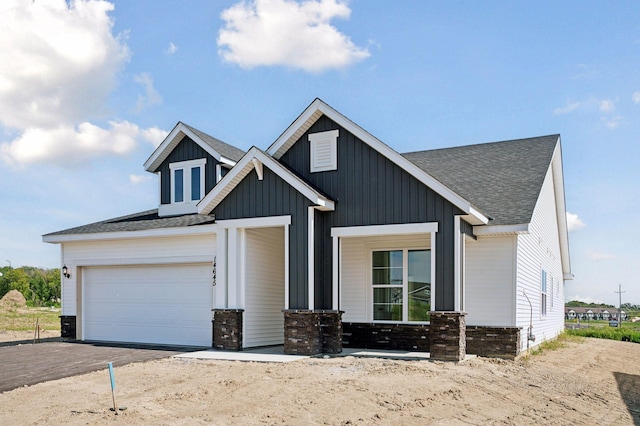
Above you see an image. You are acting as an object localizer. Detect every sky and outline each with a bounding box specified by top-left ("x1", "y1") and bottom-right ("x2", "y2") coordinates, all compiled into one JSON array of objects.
[{"x1": 0, "y1": 0, "x2": 638, "y2": 306}]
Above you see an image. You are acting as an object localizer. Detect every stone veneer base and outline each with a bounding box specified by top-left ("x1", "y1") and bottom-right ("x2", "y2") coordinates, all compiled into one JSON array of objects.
[
  {"x1": 283, "y1": 310, "x2": 343, "y2": 355},
  {"x1": 429, "y1": 311, "x2": 467, "y2": 361},
  {"x1": 59, "y1": 315, "x2": 76, "y2": 340},
  {"x1": 212, "y1": 309, "x2": 243, "y2": 351}
]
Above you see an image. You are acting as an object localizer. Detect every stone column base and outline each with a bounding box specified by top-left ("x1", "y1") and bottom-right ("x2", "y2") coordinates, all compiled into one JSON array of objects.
[
  {"x1": 213, "y1": 309, "x2": 244, "y2": 351},
  {"x1": 283, "y1": 310, "x2": 343, "y2": 355},
  {"x1": 59, "y1": 315, "x2": 76, "y2": 340},
  {"x1": 429, "y1": 311, "x2": 467, "y2": 361}
]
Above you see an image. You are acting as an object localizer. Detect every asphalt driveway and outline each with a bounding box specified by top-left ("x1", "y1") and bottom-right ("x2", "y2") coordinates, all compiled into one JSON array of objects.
[{"x1": 0, "y1": 340, "x2": 201, "y2": 393}]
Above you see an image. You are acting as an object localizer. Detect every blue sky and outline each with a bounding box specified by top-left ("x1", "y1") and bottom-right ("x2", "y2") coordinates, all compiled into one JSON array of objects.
[{"x1": 0, "y1": 0, "x2": 638, "y2": 306}]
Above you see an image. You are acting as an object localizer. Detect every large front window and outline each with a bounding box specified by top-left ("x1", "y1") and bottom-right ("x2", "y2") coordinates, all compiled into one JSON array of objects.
[{"x1": 372, "y1": 249, "x2": 431, "y2": 322}]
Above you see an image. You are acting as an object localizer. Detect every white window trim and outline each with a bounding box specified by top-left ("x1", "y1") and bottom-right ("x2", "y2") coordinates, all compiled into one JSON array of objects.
[
  {"x1": 169, "y1": 158, "x2": 206, "y2": 204},
  {"x1": 216, "y1": 163, "x2": 231, "y2": 184},
  {"x1": 309, "y1": 129, "x2": 338, "y2": 173}
]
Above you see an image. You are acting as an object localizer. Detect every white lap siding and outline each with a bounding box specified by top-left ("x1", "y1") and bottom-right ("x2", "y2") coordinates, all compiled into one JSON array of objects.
[
  {"x1": 243, "y1": 227, "x2": 286, "y2": 347},
  {"x1": 340, "y1": 234, "x2": 431, "y2": 323},
  {"x1": 465, "y1": 236, "x2": 516, "y2": 327},
  {"x1": 516, "y1": 165, "x2": 565, "y2": 350}
]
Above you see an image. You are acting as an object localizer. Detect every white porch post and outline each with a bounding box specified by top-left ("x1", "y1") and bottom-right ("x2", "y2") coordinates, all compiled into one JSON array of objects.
[
  {"x1": 227, "y1": 227, "x2": 239, "y2": 308},
  {"x1": 215, "y1": 228, "x2": 228, "y2": 309},
  {"x1": 332, "y1": 235, "x2": 339, "y2": 310},
  {"x1": 454, "y1": 216, "x2": 461, "y2": 311},
  {"x1": 308, "y1": 206, "x2": 315, "y2": 310}
]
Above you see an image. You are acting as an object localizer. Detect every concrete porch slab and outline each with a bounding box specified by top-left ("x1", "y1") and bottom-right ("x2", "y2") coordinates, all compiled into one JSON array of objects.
[{"x1": 175, "y1": 346, "x2": 476, "y2": 363}]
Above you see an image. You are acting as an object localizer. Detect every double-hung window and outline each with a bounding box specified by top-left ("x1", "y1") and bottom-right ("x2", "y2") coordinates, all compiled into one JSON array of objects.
[
  {"x1": 170, "y1": 159, "x2": 206, "y2": 204},
  {"x1": 372, "y1": 249, "x2": 431, "y2": 322}
]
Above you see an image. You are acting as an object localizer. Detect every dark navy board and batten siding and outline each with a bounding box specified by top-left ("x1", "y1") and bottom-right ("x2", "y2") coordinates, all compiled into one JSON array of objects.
[
  {"x1": 279, "y1": 115, "x2": 465, "y2": 311},
  {"x1": 158, "y1": 136, "x2": 219, "y2": 205},
  {"x1": 213, "y1": 167, "x2": 314, "y2": 309}
]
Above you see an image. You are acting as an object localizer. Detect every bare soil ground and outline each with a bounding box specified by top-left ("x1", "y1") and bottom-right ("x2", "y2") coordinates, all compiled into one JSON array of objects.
[{"x1": 0, "y1": 337, "x2": 639, "y2": 425}]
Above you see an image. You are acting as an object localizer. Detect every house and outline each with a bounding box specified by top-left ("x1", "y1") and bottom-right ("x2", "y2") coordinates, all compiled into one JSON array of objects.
[
  {"x1": 43, "y1": 99, "x2": 572, "y2": 360},
  {"x1": 565, "y1": 307, "x2": 627, "y2": 321}
]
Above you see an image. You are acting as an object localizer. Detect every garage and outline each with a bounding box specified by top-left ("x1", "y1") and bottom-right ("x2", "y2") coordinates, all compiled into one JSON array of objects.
[{"x1": 82, "y1": 263, "x2": 213, "y2": 347}]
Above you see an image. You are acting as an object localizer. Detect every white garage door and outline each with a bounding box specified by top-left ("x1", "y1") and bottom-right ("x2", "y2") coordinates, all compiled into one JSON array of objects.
[{"x1": 83, "y1": 264, "x2": 213, "y2": 346}]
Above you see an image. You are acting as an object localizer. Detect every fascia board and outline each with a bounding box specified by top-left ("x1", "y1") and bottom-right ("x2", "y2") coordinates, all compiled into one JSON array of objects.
[
  {"x1": 197, "y1": 147, "x2": 334, "y2": 214},
  {"x1": 551, "y1": 138, "x2": 572, "y2": 278},
  {"x1": 144, "y1": 123, "x2": 227, "y2": 172},
  {"x1": 473, "y1": 223, "x2": 530, "y2": 236},
  {"x1": 42, "y1": 223, "x2": 217, "y2": 244},
  {"x1": 267, "y1": 99, "x2": 488, "y2": 224}
]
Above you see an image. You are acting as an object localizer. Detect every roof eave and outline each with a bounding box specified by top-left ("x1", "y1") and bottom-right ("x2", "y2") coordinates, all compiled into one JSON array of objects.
[
  {"x1": 144, "y1": 122, "x2": 236, "y2": 172},
  {"x1": 42, "y1": 223, "x2": 218, "y2": 244}
]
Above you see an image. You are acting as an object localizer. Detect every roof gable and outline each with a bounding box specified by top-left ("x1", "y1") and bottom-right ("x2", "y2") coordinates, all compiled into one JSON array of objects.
[
  {"x1": 144, "y1": 122, "x2": 244, "y2": 172},
  {"x1": 267, "y1": 98, "x2": 489, "y2": 225},
  {"x1": 198, "y1": 147, "x2": 335, "y2": 214}
]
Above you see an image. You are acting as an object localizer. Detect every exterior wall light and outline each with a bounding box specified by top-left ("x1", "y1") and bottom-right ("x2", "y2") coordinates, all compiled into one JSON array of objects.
[{"x1": 62, "y1": 265, "x2": 71, "y2": 279}]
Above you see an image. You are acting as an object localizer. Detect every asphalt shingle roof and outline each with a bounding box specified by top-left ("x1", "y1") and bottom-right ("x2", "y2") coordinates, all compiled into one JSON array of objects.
[
  {"x1": 182, "y1": 123, "x2": 245, "y2": 162},
  {"x1": 402, "y1": 134, "x2": 559, "y2": 226},
  {"x1": 43, "y1": 209, "x2": 216, "y2": 236},
  {"x1": 47, "y1": 134, "x2": 559, "y2": 237}
]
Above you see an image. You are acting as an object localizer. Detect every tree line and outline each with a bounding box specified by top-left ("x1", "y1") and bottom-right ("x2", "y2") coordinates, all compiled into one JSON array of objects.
[{"x1": 0, "y1": 266, "x2": 61, "y2": 306}]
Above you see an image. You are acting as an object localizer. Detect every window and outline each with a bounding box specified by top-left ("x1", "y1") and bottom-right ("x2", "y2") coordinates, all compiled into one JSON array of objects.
[
  {"x1": 541, "y1": 270, "x2": 547, "y2": 316},
  {"x1": 170, "y1": 159, "x2": 206, "y2": 204},
  {"x1": 372, "y1": 249, "x2": 431, "y2": 322},
  {"x1": 309, "y1": 129, "x2": 338, "y2": 173},
  {"x1": 216, "y1": 163, "x2": 231, "y2": 183}
]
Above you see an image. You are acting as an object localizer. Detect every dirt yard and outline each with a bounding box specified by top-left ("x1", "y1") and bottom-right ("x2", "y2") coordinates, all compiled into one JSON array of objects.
[{"x1": 0, "y1": 336, "x2": 639, "y2": 425}]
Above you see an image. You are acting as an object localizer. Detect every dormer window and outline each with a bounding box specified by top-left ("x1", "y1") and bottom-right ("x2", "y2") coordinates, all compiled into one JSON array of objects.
[{"x1": 157, "y1": 158, "x2": 207, "y2": 215}]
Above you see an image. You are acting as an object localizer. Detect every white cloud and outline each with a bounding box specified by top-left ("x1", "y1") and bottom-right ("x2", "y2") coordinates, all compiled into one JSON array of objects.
[
  {"x1": 0, "y1": 121, "x2": 140, "y2": 167},
  {"x1": 0, "y1": 0, "x2": 130, "y2": 129},
  {"x1": 218, "y1": 0, "x2": 370, "y2": 72},
  {"x1": 140, "y1": 127, "x2": 168, "y2": 148},
  {"x1": 134, "y1": 72, "x2": 162, "y2": 112},
  {"x1": 566, "y1": 212, "x2": 586, "y2": 231},
  {"x1": 601, "y1": 116, "x2": 622, "y2": 129},
  {"x1": 0, "y1": 0, "x2": 164, "y2": 167},
  {"x1": 599, "y1": 100, "x2": 615, "y2": 112},
  {"x1": 166, "y1": 42, "x2": 178, "y2": 54},
  {"x1": 129, "y1": 174, "x2": 151, "y2": 184},
  {"x1": 632, "y1": 92, "x2": 640, "y2": 104},
  {"x1": 553, "y1": 101, "x2": 581, "y2": 115},
  {"x1": 588, "y1": 251, "x2": 615, "y2": 261}
]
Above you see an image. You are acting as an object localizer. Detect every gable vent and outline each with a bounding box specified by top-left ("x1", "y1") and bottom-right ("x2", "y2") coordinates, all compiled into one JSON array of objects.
[{"x1": 309, "y1": 129, "x2": 338, "y2": 173}]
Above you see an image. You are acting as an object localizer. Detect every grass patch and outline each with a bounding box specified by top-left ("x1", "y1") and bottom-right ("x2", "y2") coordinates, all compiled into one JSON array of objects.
[
  {"x1": 0, "y1": 306, "x2": 61, "y2": 332},
  {"x1": 528, "y1": 333, "x2": 583, "y2": 356},
  {"x1": 566, "y1": 325, "x2": 640, "y2": 343}
]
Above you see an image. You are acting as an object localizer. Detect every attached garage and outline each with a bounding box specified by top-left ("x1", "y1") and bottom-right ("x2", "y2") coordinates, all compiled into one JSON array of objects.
[{"x1": 82, "y1": 263, "x2": 213, "y2": 347}]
